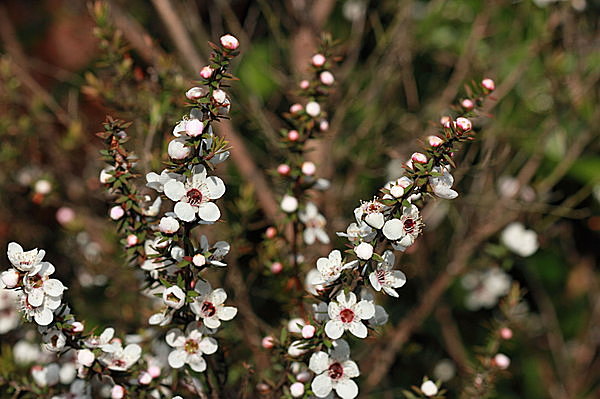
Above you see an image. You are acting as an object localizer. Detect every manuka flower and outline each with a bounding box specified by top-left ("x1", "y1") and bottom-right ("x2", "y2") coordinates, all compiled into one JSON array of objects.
[
  {"x1": 325, "y1": 291, "x2": 375, "y2": 339},
  {"x1": 163, "y1": 165, "x2": 225, "y2": 223},
  {"x1": 7, "y1": 242, "x2": 45, "y2": 273},
  {"x1": 166, "y1": 322, "x2": 218, "y2": 372},
  {"x1": 382, "y1": 204, "x2": 423, "y2": 251},
  {"x1": 368, "y1": 250, "x2": 406, "y2": 297},
  {"x1": 316, "y1": 250, "x2": 353, "y2": 284},
  {"x1": 429, "y1": 166, "x2": 458, "y2": 200},
  {"x1": 299, "y1": 202, "x2": 330, "y2": 245},
  {"x1": 354, "y1": 200, "x2": 387, "y2": 230},
  {"x1": 190, "y1": 280, "x2": 237, "y2": 328},
  {"x1": 309, "y1": 339, "x2": 360, "y2": 399}
]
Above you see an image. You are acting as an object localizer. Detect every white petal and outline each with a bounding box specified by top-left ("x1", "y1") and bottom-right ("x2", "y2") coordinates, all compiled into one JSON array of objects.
[
  {"x1": 194, "y1": 279, "x2": 212, "y2": 296},
  {"x1": 188, "y1": 354, "x2": 207, "y2": 372},
  {"x1": 382, "y1": 219, "x2": 404, "y2": 240},
  {"x1": 365, "y1": 213, "x2": 384, "y2": 229},
  {"x1": 27, "y1": 288, "x2": 45, "y2": 307},
  {"x1": 218, "y1": 306, "x2": 237, "y2": 321},
  {"x1": 197, "y1": 202, "x2": 221, "y2": 222},
  {"x1": 206, "y1": 176, "x2": 226, "y2": 199},
  {"x1": 191, "y1": 164, "x2": 207, "y2": 184},
  {"x1": 210, "y1": 288, "x2": 227, "y2": 305},
  {"x1": 355, "y1": 300, "x2": 375, "y2": 320},
  {"x1": 199, "y1": 337, "x2": 218, "y2": 354},
  {"x1": 309, "y1": 352, "x2": 330, "y2": 374},
  {"x1": 174, "y1": 202, "x2": 196, "y2": 222},
  {"x1": 34, "y1": 308, "x2": 54, "y2": 326},
  {"x1": 325, "y1": 320, "x2": 345, "y2": 339},
  {"x1": 164, "y1": 180, "x2": 186, "y2": 201},
  {"x1": 43, "y1": 279, "x2": 65, "y2": 297},
  {"x1": 123, "y1": 344, "x2": 141, "y2": 363},
  {"x1": 348, "y1": 321, "x2": 368, "y2": 338},
  {"x1": 334, "y1": 378, "x2": 359, "y2": 399},
  {"x1": 328, "y1": 301, "x2": 341, "y2": 319},
  {"x1": 203, "y1": 316, "x2": 221, "y2": 329},
  {"x1": 316, "y1": 229, "x2": 330, "y2": 244},
  {"x1": 312, "y1": 373, "x2": 333, "y2": 398},
  {"x1": 304, "y1": 229, "x2": 316, "y2": 245},
  {"x1": 165, "y1": 329, "x2": 185, "y2": 347},
  {"x1": 45, "y1": 294, "x2": 62, "y2": 310},
  {"x1": 330, "y1": 339, "x2": 351, "y2": 361},
  {"x1": 168, "y1": 349, "x2": 186, "y2": 368},
  {"x1": 369, "y1": 272, "x2": 382, "y2": 292},
  {"x1": 390, "y1": 270, "x2": 407, "y2": 288}
]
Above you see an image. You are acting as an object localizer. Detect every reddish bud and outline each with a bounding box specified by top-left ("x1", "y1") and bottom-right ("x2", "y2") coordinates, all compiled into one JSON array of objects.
[
  {"x1": 277, "y1": 164, "x2": 291, "y2": 176},
  {"x1": 482, "y1": 78, "x2": 495, "y2": 92},
  {"x1": 311, "y1": 54, "x2": 326, "y2": 67},
  {"x1": 287, "y1": 130, "x2": 300, "y2": 141},
  {"x1": 411, "y1": 152, "x2": 427, "y2": 164},
  {"x1": 265, "y1": 227, "x2": 277, "y2": 239},
  {"x1": 461, "y1": 98, "x2": 475, "y2": 110},
  {"x1": 271, "y1": 262, "x2": 283, "y2": 274}
]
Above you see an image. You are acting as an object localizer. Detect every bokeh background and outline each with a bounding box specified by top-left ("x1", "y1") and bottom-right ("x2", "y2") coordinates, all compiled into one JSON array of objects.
[{"x1": 0, "y1": 0, "x2": 598, "y2": 398}]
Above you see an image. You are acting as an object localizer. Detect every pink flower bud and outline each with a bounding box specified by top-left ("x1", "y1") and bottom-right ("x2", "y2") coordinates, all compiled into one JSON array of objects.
[
  {"x1": 261, "y1": 335, "x2": 275, "y2": 349},
  {"x1": 109, "y1": 206, "x2": 125, "y2": 220},
  {"x1": 296, "y1": 370, "x2": 311, "y2": 382},
  {"x1": 77, "y1": 349, "x2": 95, "y2": 367},
  {"x1": 139, "y1": 371, "x2": 153, "y2": 385},
  {"x1": 270, "y1": 262, "x2": 283, "y2": 274},
  {"x1": 305, "y1": 102, "x2": 321, "y2": 117},
  {"x1": 192, "y1": 254, "x2": 206, "y2": 267},
  {"x1": 482, "y1": 78, "x2": 495, "y2": 92},
  {"x1": 493, "y1": 353, "x2": 510, "y2": 370},
  {"x1": 287, "y1": 130, "x2": 300, "y2": 142},
  {"x1": 168, "y1": 138, "x2": 192, "y2": 159},
  {"x1": 455, "y1": 117, "x2": 472, "y2": 133},
  {"x1": 299, "y1": 80, "x2": 310, "y2": 89},
  {"x1": 185, "y1": 119, "x2": 204, "y2": 137},
  {"x1": 290, "y1": 103, "x2": 303, "y2": 114},
  {"x1": 159, "y1": 216, "x2": 180, "y2": 234},
  {"x1": 428, "y1": 135, "x2": 444, "y2": 147},
  {"x1": 212, "y1": 89, "x2": 227, "y2": 104},
  {"x1": 319, "y1": 120, "x2": 329, "y2": 131},
  {"x1": 125, "y1": 234, "x2": 138, "y2": 247},
  {"x1": 290, "y1": 382, "x2": 305, "y2": 397},
  {"x1": 111, "y1": 385, "x2": 125, "y2": 399},
  {"x1": 301, "y1": 325, "x2": 316, "y2": 339},
  {"x1": 56, "y1": 207, "x2": 75, "y2": 226},
  {"x1": 500, "y1": 327, "x2": 513, "y2": 340},
  {"x1": 200, "y1": 66, "x2": 214, "y2": 79},
  {"x1": 265, "y1": 226, "x2": 277, "y2": 239},
  {"x1": 440, "y1": 115, "x2": 451, "y2": 128},
  {"x1": 148, "y1": 365, "x2": 161, "y2": 378},
  {"x1": 277, "y1": 164, "x2": 291, "y2": 176},
  {"x1": 220, "y1": 34, "x2": 239, "y2": 50},
  {"x1": 71, "y1": 321, "x2": 85, "y2": 333},
  {"x1": 1, "y1": 269, "x2": 20, "y2": 288},
  {"x1": 319, "y1": 71, "x2": 334, "y2": 86},
  {"x1": 461, "y1": 98, "x2": 475, "y2": 110},
  {"x1": 311, "y1": 54, "x2": 326, "y2": 67},
  {"x1": 185, "y1": 87, "x2": 204, "y2": 100},
  {"x1": 301, "y1": 161, "x2": 316, "y2": 176},
  {"x1": 411, "y1": 152, "x2": 428, "y2": 164}
]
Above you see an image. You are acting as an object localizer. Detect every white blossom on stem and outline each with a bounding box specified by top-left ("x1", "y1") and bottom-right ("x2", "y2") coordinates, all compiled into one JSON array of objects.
[
  {"x1": 429, "y1": 166, "x2": 458, "y2": 200},
  {"x1": 190, "y1": 280, "x2": 237, "y2": 328},
  {"x1": 299, "y1": 202, "x2": 330, "y2": 245},
  {"x1": 166, "y1": 322, "x2": 218, "y2": 372},
  {"x1": 368, "y1": 250, "x2": 406, "y2": 297},
  {"x1": 309, "y1": 339, "x2": 360, "y2": 399},
  {"x1": 316, "y1": 250, "x2": 353, "y2": 284},
  {"x1": 325, "y1": 291, "x2": 375, "y2": 339},
  {"x1": 382, "y1": 204, "x2": 423, "y2": 251}
]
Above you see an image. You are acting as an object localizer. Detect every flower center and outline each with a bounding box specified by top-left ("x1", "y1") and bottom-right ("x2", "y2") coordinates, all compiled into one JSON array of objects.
[
  {"x1": 328, "y1": 362, "x2": 344, "y2": 380},
  {"x1": 184, "y1": 339, "x2": 199, "y2": 354},
  {"x1": 186, "y1": 189, "x2": 203, "y2": 206},
  {"x1": 403, "y1": 218, "x2": 415, "y2": 233},
  {"x1": 29, "y1": 274, "x2": 44, "y2": 289},
  {"x1": 339, "y1": 308, "x2": 355, "y2": 323},
  {"x1": 376, "y1": 269, "x2": 387, "y2": 284},
  {"x1": 201, "y1": 301, "x2": 216, "y2": 317}
]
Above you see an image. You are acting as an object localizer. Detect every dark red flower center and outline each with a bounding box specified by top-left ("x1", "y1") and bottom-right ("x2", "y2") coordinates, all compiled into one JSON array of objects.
[
  {"x1": 404, "y1": 218, "x2": 415, "y2": 233},
  {"x1": 339, "y1": 308, "x2": 355, "y2": 323},
  {"x1": 328, "y1": 362, "x2": 344, "y2": 380},
  {"x1": 186, "y1": 189, "x2": 203, "y2": 205},
  {"x1": 201, "y1": 301, "x2": 216, "y2": 317}
]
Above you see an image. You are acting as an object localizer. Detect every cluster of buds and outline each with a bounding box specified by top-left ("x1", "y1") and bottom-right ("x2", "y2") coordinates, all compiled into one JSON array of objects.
[{"x1": 260, "y1": 79, "x2": 496, "y2": 398}]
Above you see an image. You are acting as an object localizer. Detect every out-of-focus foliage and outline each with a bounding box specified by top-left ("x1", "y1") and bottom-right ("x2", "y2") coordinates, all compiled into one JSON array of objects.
[{"x1": 0, "y1": 0, "x2": 598, "y2": 398}]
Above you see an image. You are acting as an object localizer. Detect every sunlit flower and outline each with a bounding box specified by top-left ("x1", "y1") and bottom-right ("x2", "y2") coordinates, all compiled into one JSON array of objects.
[
  {"x1": 382, "y1": 204, "x2": 423, "y2": 251},
  {"x1": 166, "y1": 322, "x2": 218, "y2": 372},
  {"x1": 299, "y1": 202, "x2": 330, "y2": 245},
  {"x1": 500, "y1": 222, "x2": 538, "y2": 257},
  {"x1": 368, "y1": 250, "x2": 406, "y2": 297},
  {"x1": 190, "y1": 280, "x2": 237, "y2": 328},
  {"x1": 429, "y1": 166, "x2": 458, "y2": 200},
  {"x1": 325, "y1": 291, "x2": 375, "y2": 339},
  {"x1": 309, "y1": 339, "x2": 360, "y2": 399}
]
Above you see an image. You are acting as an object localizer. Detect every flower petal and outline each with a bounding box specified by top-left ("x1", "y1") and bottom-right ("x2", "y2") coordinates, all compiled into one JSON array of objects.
[
  {"x1": 197, "y1": 202, "x2": 221, "y2": 222},
  {"x1": 382, "y1": 219, "x2": 404, "y2": 240},
  {"x1": 199, "y1": 337, "x2": 218, "y2": 355},
  {"x1": 334, "y1": 378, "x2": 359, "y2": 399},
  {"x1": 209, "y1": 288, "x2": 227, "y2": 305},
  {"x1": 43, "y1": 279, "x2": 65, "y2": 297},
  {"x1": 342, "y1": 360, "x2": 360, "y2": 378},
  {"x1": 312, "y1": 373, "x2": 333, "y2": 398},
  {"x1": 309, "y1": 351, "x2": 330, "y2": 374},
  {"x1": 206, "y1": 176, "x2": 226, "y2": 199},
  {"x1": 167, "y1": 349, "x2": 186, "y2": 368},
  {"x1": 218, "y1": 306, "x2": 237, "y2": 321},
  {"x1": 325, "y1": 320, "x2": 344, "y2": 340},
  {"x1": 174, "y1": 202, "x2": 196, "y2": 222},
  {"x1": 164, "y1": 180, "x2": 186, "y2": 201},
  {"x1": 34, "y1": 308, "x2": 54, "y2": 326},
  {"x1": 165, "y1": 329, "x2": 185, "y2": 348},
  {"x1": 348, "y1": 321, "x2": 368, "y2": 338},
  {"x1": 188, "y1": 354, "x2": 207, "y2": 372},
  {"x1": 354, "y1": 300, "x2": 375, "y2": 320}
]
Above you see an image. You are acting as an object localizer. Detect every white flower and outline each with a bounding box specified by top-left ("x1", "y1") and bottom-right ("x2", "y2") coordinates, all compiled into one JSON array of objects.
[
  {"x1": 163, "y1": 165, "x2": 225, "y2": 223},
  {"x1": 76, "y1": 349, "x2": 95, "y2": 367},
  {"x1": 159, "y1": 216, "x2": 180, "y2": 234},
  {"x1": 280, "y1": 195, "x2": 299, "y2": 213},
  {"x1": 84, "y1": 327, "x2": 115, "y2": 350},
  {"x1": 359, "y1": 289, "x2": 389, "y2": 326},
  {"x1": 7, "y1": 242, "x2": 45, "y2": 273},
  {"x1": 354, "y1": 200, "x2": 387, "y2": 229},
  {"x1": 220, "y1": 34, "x2": 239, "y2": 50},
  {"x1": 309, "y1": 339, "x2": 360, "y2": 399},
  {"x1": 168, "y1": 138, "x2": 192, "y2": 160},
  {"x1": 98, "y1": 342, "x2": 141, "y2": 371},
  {"x1": 190, "y1": 280, "x2": 237, "y2": 328},
  {"x1": 336, "y1": 222, "x2": 376, "y2": 244},
  {"x1": 166, "y1": 322, "x2": 218, "y2": 372},
  {"x1": 325, "y1": 291, "x2": 375, "y2": 339},
  {"x1": 382, "y1": 204, "x2": 423, "y2": 251},
  {"x1": 354, "y1": 242, "x2": 373, "y2": 260},
  {"x1": 316, "y1": 250, "x2": 353, "y2": 284},
  {"x1": 162, "y1": 286, "x2": 186, "y2": 309},
  {"x1": 1, "y1": 268, "x2": 20, "y2": 288},
  {"x1": 462, "y1": 267, "x2": 512, "y2": 310},
  {"x1": 17, "y1": 262, "x2": 65, "y2": 326},
  {"x1": 384, "y1": 176, "x2": 412, "y2": 199},
  {"x1": 197, "y1": 235, "x2": 231, "y2": 267},
  {"x1": 429, "y1": 166, "x2": 458, "y2": 199},
  {"x1": 500, "y1": 222, "x2": 539, "y2": 257},
  {"x1": 299, "y1": 202, "x2": 330, "y2": 245},
  {"x1": 99, "y1": 166, "x2": 115, "y2": 184},
  {"x1": 32, "y1": 364, "x2": 60, "y2": 387},
  {"x1": 420, "y1": 380, "x2": 438, "y2": 396},
  {"x1": 0, "y1": 289, "x2": 20, "y2": 333},
  {"x1": 142, "y1": 196, "x2": 162, "y2": 217},
  {"x1": 368, "y1": 251, "x2": 406, "y2": 297},
  {"x1": 42, "y1": 329, "x2": 66, "y2": 352},
  {"x1": 306, "y1": 101, "x2": 321, "y2": 117},
  {"x1": 146, "y1": 169, "x2": 184, "y2": 193}
]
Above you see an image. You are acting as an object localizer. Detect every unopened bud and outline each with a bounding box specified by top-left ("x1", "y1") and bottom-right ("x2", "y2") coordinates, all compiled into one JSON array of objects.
[
  {"x1": 306, "y1": 102, "x2": 321, "y2": 117},
  {"x1": 212, "y1": 89, "x2": 227, "y2": 104},
  {"x1": 277, "y1": 164, "x2": 291, "y2": 176},
  {"x1": 185, "y1": 119, "x2": 204, "y2": 137},
  {"x1": 289, "y1": 103, "x2": 303, "y2": 114},
  {"x1": 71, "y1": 321, "x2": 85, "y2": 333},
  {"x1": 290, "y1": 382, "x2": 305, "y2": 397},
  {"x1": 301, "y1": 161, "x2": 316, "y2": 176},
  {"x1": 319, "y1": 120, "x2": 329, "y2": 131},
  {"x1": 500, "y1": 327, "x2": 513, "y2": 340},
  {"x1": 1, "y1": 269, "x2": 20, "y2": 288},
  {"x1": 193, "y1": 254, "x2": 206, "y2": 267},
  {"x1": 200, "y1": 66, "x2": 214, "y2": 79},
  {"x1": 139, "y1": 371, "x2": 153, "y2": 385},
  {"x1": 440, "y1": 115, "x2": 451, "y2": 128},
  {"x1": 220, "y1": 34, "x2": 239, "y2": 50},
  {"x1": 287, "y1": 130, "x2": 300, "y2": 142},
  {"x1": 493, "y1": 353, "x2": 510, "y2": 370},
  {"x1": 301, "y1": 325, "x2": 316, "y2": 339},
  {"x1": 265, "y1": 226, "x2": 277, "y2": 239},
  {"x1": 411, "y1": 152, "x2": 428, "y2": 164},
  {"x1": 311, "y1": 54, "x2": 326, "y2": 67},
  {"x1": 482, "y1": 78, "x2": 495, "y2": 92},
  {"x1": 168, "y1": 138, "x2": 192, "y2": 159},
  {"x1": 320, "y1": 71, "x2": 334, "y2": 86},
  {"x1": 185, "y1": 87, "x2": 205, "y2": 100},
  {"x1": 261, "y1": 335, "x2": 275, "y2": 349},
  {"x1": 109, "y1": 206, "x2": 125, "y2": 220},
  {"x1": 428, "y1": 135, "x2": 444, "y2": 147},
  {"x1": 111, "y1": 385, "x2": 125, "y2": 399},
  {"x1": 455, "y1": 117, "x2": 472, "y2": 133},
  {"x1": 299, "y1": 80, "x2": 310, "y2": 90},
  {"x1": 270, "y1": 262, "x2": 283, "y2": 274},
  {"x1": 148, "y1": 365, "x2": 161, "y2": 378}
]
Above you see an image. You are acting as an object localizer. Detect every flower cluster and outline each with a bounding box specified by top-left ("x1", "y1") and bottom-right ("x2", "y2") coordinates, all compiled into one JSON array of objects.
[{"x1": 260, "y1": 78, "x2": 497, "y2": 398}]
